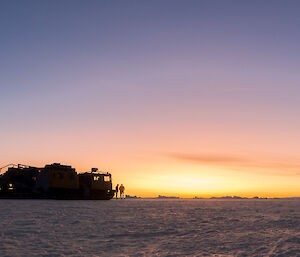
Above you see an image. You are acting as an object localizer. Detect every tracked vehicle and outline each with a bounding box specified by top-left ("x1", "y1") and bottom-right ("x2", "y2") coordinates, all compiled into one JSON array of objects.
[{"x1": 0, "y1": 163, "x2": 114, "y2": 200}]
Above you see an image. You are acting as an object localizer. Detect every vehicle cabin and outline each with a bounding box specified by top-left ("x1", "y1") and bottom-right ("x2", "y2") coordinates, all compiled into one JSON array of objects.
[{"x1": 78, "y1": 172, "x2": 112, "y2": 191}]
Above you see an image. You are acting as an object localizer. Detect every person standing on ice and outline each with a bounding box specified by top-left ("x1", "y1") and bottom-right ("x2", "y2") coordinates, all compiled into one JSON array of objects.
[
  {"x1": 115, "y1": 184, "x2": 119, "y2": 198},
  {"x1": 119, "y1": 184, "x2": 125, "y2": 199}
]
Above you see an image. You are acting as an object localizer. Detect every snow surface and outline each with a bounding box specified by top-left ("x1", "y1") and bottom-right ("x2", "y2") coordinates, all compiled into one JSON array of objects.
[{"x1": 0, "y1": 199, "x2": 299, "y2": 256}]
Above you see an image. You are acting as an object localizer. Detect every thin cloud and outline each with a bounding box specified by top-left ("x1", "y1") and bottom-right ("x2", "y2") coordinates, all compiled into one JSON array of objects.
[
  {"x1": 170, "y1": 153, "x2": 247, "y2": 165},
  {"x1": 168, "y1": 153, "x2": 300, "y2": 176}
]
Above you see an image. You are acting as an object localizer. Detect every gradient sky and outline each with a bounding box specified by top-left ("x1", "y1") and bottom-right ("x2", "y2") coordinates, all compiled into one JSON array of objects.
[{"x1": 1, "y1": 0, "x2": 300, "y2": 197}]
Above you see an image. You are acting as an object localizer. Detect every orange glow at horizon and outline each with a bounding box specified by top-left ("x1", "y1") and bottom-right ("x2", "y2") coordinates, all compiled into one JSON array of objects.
[
  {"x1": 117, "y1": 162, "x2": 300, "y2": 198},
  {"x1": 1, "y1": 121, "x2": 300, "y2": 198}
]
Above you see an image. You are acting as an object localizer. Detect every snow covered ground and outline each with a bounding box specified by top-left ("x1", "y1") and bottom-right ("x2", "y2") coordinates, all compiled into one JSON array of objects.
[{"x1": 0, "y1": 199, "x2": 299, "y2": 256}]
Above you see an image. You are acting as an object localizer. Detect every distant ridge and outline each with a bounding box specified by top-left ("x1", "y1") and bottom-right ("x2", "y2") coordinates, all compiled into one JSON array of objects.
[{"x1": 157, "y1": 195, "x2": 180, "y2": 199}]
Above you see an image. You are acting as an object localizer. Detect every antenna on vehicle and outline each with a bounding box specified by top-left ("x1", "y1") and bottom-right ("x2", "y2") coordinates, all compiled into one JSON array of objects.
[{"x1": 0, "y1": 163, "x2": 30, "y2": 174}]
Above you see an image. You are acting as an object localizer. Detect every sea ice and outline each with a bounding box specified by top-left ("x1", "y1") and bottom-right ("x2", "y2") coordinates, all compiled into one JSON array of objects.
[{"x1": 0, "y1": 199, "x2": 299, "y2": 256}]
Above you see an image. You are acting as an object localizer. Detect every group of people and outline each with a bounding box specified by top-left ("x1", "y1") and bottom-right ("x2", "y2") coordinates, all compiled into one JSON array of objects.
[{"x1": 115, "y1": 184, "x2": 125, "y2": 199}]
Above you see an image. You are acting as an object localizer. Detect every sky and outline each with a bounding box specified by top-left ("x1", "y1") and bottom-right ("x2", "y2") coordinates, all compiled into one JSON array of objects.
[{"x1": 1, "y1": 0, "x2": 300, "y2": 197}]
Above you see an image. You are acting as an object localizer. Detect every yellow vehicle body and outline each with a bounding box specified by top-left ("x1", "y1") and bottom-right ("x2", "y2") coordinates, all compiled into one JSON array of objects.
[{"x1": 49, "y1": 169, "x2": 79, "y2": 189}]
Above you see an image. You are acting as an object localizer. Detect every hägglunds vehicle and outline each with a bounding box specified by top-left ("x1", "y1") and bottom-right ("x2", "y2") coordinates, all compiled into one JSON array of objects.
[{"x1": 0, "y1": 163, "x2": 115, "y2": 200}]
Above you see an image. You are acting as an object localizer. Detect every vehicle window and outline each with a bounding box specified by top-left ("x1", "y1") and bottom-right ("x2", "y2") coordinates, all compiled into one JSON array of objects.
[{"x1": 104, "y1": 176, "x2": 110, "y2": 182}]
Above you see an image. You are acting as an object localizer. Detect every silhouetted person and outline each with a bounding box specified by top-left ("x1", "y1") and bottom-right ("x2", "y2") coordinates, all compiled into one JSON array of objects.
[
  {"x1": 115, "y1": 184, "x2": 119, "y2": 198},
  {"x1": 119, "y1": 184, "x2": 125, "y2": 199}
]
